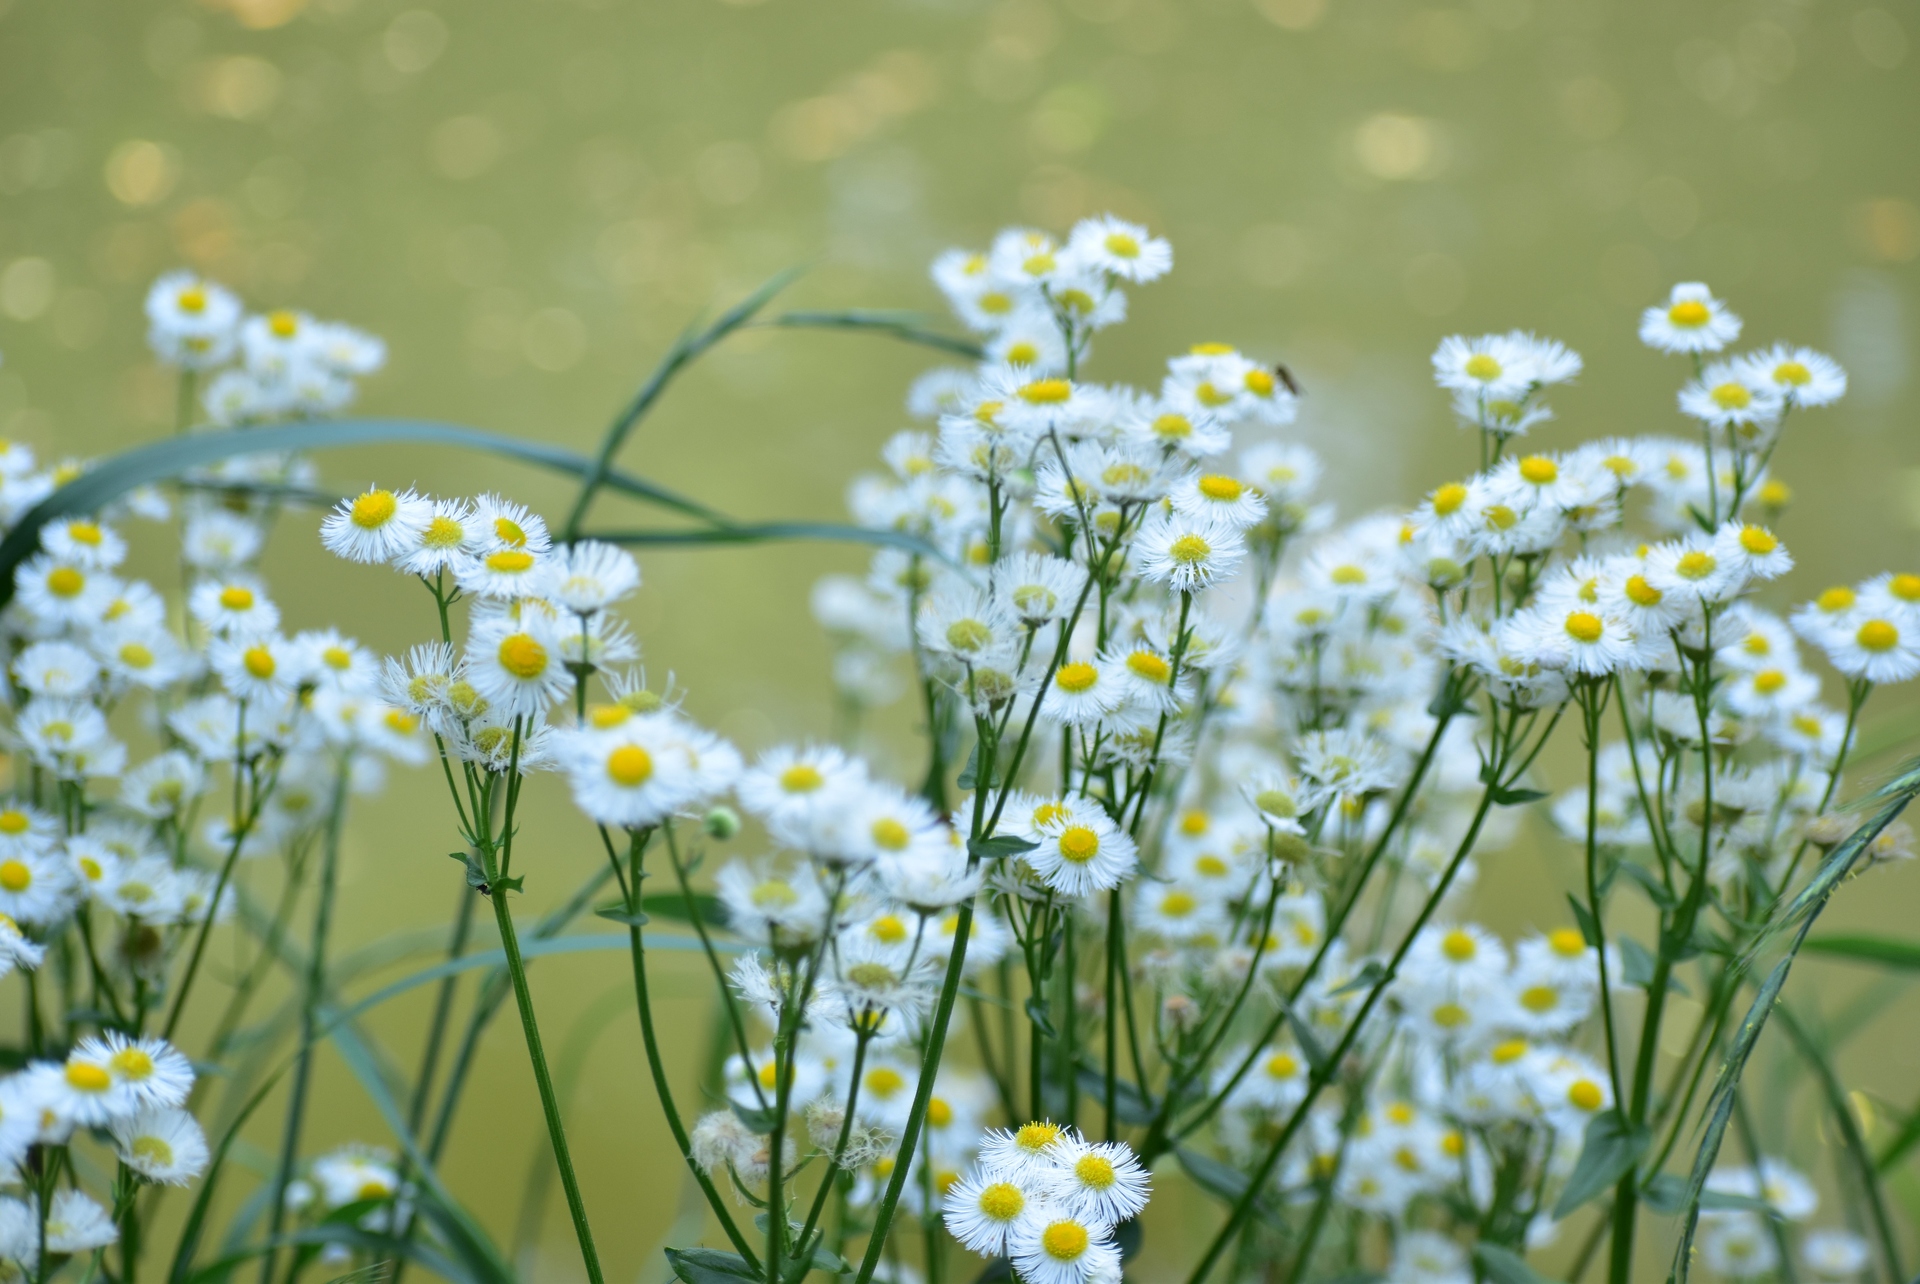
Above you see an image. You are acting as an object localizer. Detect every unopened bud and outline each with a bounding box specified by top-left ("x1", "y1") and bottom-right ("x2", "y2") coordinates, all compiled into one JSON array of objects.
[{"x1": 705, "y1": 805, "x2": 742, "y2": 840}]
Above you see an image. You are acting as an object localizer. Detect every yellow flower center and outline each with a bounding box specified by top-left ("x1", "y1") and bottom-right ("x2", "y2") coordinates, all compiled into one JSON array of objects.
[
  {"x1": 1152, "y1": 413, "x2": 1192, "y2": 439},
  {"x1": 1042, "y1": 1222, "x2": 1089, "y2": 1261},
  {"x1": 177, "y1": 285, "x2": 207, "y2": 313},
  {"x1": 1520, "y1": 985, "x2": 1559, "y2": 1013},
  {"x1": 1018, "y1": 378, "x2": 1071, "y2": 404},
  {"x1": 1441, "y1": 929, "x2": 1477, "y2": 961},
  {"x1": 496, "y1": 633, "x2": 548, "y2": 679},
  {"x1": 0, "y1": 860, "x2": 29, "y2": 892},
  {"x1": 927, "y1": 1096, "x2": 953, "y2": 1127},
  {"x1": 1668, "y1": 299, "x2": 1711, "y2": 328},
  {"x1": 1103, "y1": 231, "x2": 1140, "y2": 258},
  {"x1": 357, "y1": 1179, "x2": 393, "y2": 1201},
  {"x1": 47, "y1": 567, "x2": 85, "y2": 597},
  {"x1": 1759, "y1": 480, "x2": 1791, "y2": 506},
  {"x1": 132, "y1": 1136, "x2": 174, "y2": 1167},
  {"x1": 111, "y1": 1048, "x2": 155, "y2": 1079},
  {"x1": 945, "y1": 618, "x2": 992, "y2": 652},
  {"x1": 1752, "y1": 669, "x2": 1788, "y2": 694},
  {"x1": 1016, "y1": 1120, "x2": 1062, "y2": 1151},
  {"x1": 1179, "y1": 810, "x2": 1209, "y2": 836},
  {"x1": 1198, "y1": 474, "x2": 1244, "y2": 502},
  {"x1": 1624, "y1": 575, "x2": 1663, "y2": 607},
  {"x1": 780, "y1": 764, "x2": 824, "y2": 793},
  {"x1": 977, "y1": 291, "x2": 1012, "y2": 315},
  {"x1": 845, "y1": 961, "x2": 898, "y2": 988},
  {"x1": 1483, "y1": 504, "x2": 1517, "y2": 531},
  {"x1": 1160, "y1": 891, "x2": 1196, "y2": 917},
  {"x1": 750, "y1": 880, "x2": 797, "y2": 908},
  {"x1": 1567, "y1": 1079, "x2": 1604, "y2": 1111},
  {"x1": 242, "y1": 646, "x2": 276, "y2": 679},
  {"x1": 267, "y1": 309, "x2": 299, "y2": 338},
  {"x1": 423, "y1": 515, "x2": 466, "y2": 548},
  {"x1": 1265, "y1": 1052, "x2": 1299, "y2": 1079},
  {"x1": 1889, "y1": 573, "x2": 1920, "y2": 602},
  {"x1": 65, "y1": 1062, "x2": 111, "y2": 1093},
  {"x1": 485, "y1": 550, "x2": 535, "y2": 573},
  {"x1": 606, "y1": 745, "x2": 653, "y2": 787},
  {"x1": 1330, "y1": 564, "x2": 1367, "y2": 585},
  {"x1": 1054, "y1": 662, "x2": 1098, "y2": 693},
  {"x1": 1463, "y1": 353, "x2": 1502, "y2": 381},
  {"x1": 1675, "y1": 550, "x2": 1716, "y2": 580},
  {"x1": 1244, "y1": 368, "x2": 1276, "y2": 397},
  {"x1": 220, "y1": 585, "x2": 255, "y2": 610},
  {"x1": 1033, "y1": 802, "x2": 1069, "y2": 827},
  {"x1": 0, "y1": 811, "x2": 26, "y2": 835},
  {"x1": 1074, "y1": 1154, "x2": 1117, "y2": 1188},
  {"x1": 350, "y1": 490, "x2": 397, "y2": 529},
  {"x1": 1432, "y1": 1002, "x2": 1469, "y2": 1028},
  {"x1": 1003, "y1": 341, "x2": 1039, "y2": 365},
  {"x1": 67, "y1": 521, "x2": 102, "y2": 546},
  {"x1": 1491, "y1": 1038, "x2": 1528, "y2": 1064},
  {"x1": 1564, "y1": 612, "x2": 1604, "y2": 644},
  {"x1": 1857, "y1": 619, "x2": 1900, "y2": 652},
  {"x1": 1195, "y1": 855, "x2": 1229, "y2": 877},
  {"x1": 1518, "y1": 455, "x2": 1558, "y2": 485},
  {"x1": 1254, "y1": 789, "x2": 1295, "y2": 818},
  {"x1": 1169, "y1": 533, "x2": 1212, "y2": 565},
  {"x1": 1057, "y1": 826, "x2": 1100, "y2": 864},
  {"x1": 1817, "y1": 586, "x2": 1856, "y2": 613},
  {"x1": 1125, "y1": 651, "x2": 1170, "y2": 683},
  {"x1": 1710, "y1": 382, "x2": 1751, "y2": 410},
  {"x1": 865, "y1": 1067, "x2": 906, "y2": 1097},
  {"x1": 494, "y1": 517, "x2": 529, "y2": 546},
  {"x1": 978, "y1": 1182, "x2": 1024, "y2": 1221},
  {"x1": 1431, "y1": 482, "x2": 1468, "y2": 516}
]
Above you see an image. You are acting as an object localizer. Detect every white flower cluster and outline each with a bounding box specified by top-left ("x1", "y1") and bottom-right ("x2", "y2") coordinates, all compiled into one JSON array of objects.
[
  {"x1": 944, "y1": 1123, "x2": 1147, "y2": 1284},
  {"x1": 145, "y1": 270, "x2": 386, "y2": 425}
]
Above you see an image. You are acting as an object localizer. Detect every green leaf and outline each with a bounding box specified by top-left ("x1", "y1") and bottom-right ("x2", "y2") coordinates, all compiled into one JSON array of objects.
[
  {"x1": 764, "y1": 309, "x2": 986, "y2": 360},
  {"x1": 1488, "y1": 784, "x2": 1548, "y2": 807},
  {"x1": 1024, "y1": 996, "x2": 1057, "y2": 1038},
  {"x1": 1173, "y1": 1148, "x2": 1282, "y2": 1227},
  {"x1": 0, "y1": 418, "x2": 733, "y2": 612},
  {"x1": 1553, "y1": 1109, "x2": 1648, "y2": 1219},
  {"x1": 449, "y1": 850, "x2": 488, "y2": 891},
  {"x1": 588, "y1": 520, "x2": 949, "y2": 565},
  {"x1": 1803, "y1": 933, "x2": 1920, "y2": 970},
  {"x1": 643, "y1": 889, "x2": 725, "y2": 924},
  {"x1": 493, "y1": 873, "x2": 525, "y2": 894},
  {"x1": 1566, "y1": 894, "x2": 1600, "y2": 947},
  {"x1": 1642, "y1": 1173, "x2": 1776, "y2": 1217},
  {"x1": 666, "y1": 1247, "x2": 761, "y2": 1284},
  {"x1": 969, "y1": 834, "x2": 1038, "y2": 862},
  {"x1": 595, "y1": 904, "x2": 649, "y2": 927},
  {"x1": 1285, "y1": 1009, "x2": 1331, "y2": 1077},
  {"x1": 1619, "y1": 937, "x2": 1655, "y2": 989},
  {"x1": 1328, "y1": 959, "x2": 1386, "y2": 998},
  {"x1": 732, "y1": 1101, "x2": 784, "y2": 1133},
  {"x1": 956, "y1": 741, "x2": 983, "y2": 791},
  {"x1": 1072, "y1": 1063, "x2": 1156, "y2": 1124},
  {"x1": 1113, "y1": 1218, "x2": 1143, "y2": 1262},
  {"x1": 1472, "y1": 1242, "x2": 1551, "y2": 1284}
]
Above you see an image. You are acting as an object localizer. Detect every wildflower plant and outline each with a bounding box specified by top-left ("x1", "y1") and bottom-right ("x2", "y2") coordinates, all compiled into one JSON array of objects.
[{"x1": 0, "y1": 208, "x2": 1910, "y2": 1284}]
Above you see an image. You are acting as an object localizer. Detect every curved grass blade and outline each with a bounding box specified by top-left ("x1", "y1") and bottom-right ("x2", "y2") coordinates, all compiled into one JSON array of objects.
[
  {"x1": 0, "y1": 419, "x2": 728, "y2": 610},
  {"x1": 1800, "y1": 934, "x2": 1920, "y2": 970},
  {"x1": 170, "y1": 1062, "x2": 294, "y2": 1284},
  {"x1": 564, "y1": 266, "x2": 804, "y2": 539},
  {"x1": 586, "y1": 521, "x2": 952, "y2": 564},
  {"x1": 761, "y1": 310, "x2": 986, "y2": 359},
  {"x1": 1670, "y1": 761, "x2": 1920, "y2": 1283}
]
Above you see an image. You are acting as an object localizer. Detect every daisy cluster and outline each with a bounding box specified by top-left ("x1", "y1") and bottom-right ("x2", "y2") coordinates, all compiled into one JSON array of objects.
[
  {"x1": 943, "y1": 1122, "x2": 1147, "y2": 1284},
  {"x1": 1688, "y1": 1159, "x2": 1868, "y2": 1283},
  {"x1": 145, "y1": 270, "x2": 386, "y2": 426},
  {"x1": 789, "y1": 217, "x2": 1910, "y2": 1282}
]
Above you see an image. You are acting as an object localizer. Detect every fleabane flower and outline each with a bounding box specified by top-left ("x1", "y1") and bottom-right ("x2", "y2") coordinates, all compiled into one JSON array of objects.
[
  {"x1": 464, "y1": 613, "x2": 570, "y2": 719},
  {"x1": 1066, "y1": 214, "x2": 1171, "y2": 283},
  {"x1": 1640, "y1": 282, "x2": 1741, "y2": 353},
  {"x1": 1025, "y1": 810, "x2": 1138, "y2": 897},
  {"x1": 112, "y1": 1107, "x2": 210, "y2": 1185},
  {"x1": 320, "y1": 487, "x2": 431, "y2": 564},
  {"x1": 1134, "y1": 512, "x2": 1245, "y2": 592},
  {"x1": 397, "y1": 497, "x2": 482, "y2": 576},
  {"x1": 1009, "y1": 1208, "x2": 1120, "y2": 1284},
  {"x1": 550, "y1": 540, "x2": 640, "y2": 615},
  {"x1": 145, "y1": 270, "x2": 242, "y2": 368},
  {"x1": 1040, "y1": 1134, "x2": 1150, "y2": 1224},
  {"x1": 944, "y1": 1169, "x2": 1035, "y2": 1257},
  {"x1": 1820, "y1": 613, "x2": 1920, "y2": 684},
  {"x1": 1738, "y1": 343, "x2": 1846, "y2": 408},
  {"x1": 1713, "y1": 522, "x2": 1793, "y2": 582},
  {"x1": 1524, "y1": 606, "x2": 1639, "y2": 677},
  {"x1": 1431, "y1": 333, "x2": 1535, "y2": 400},
  {"x1": 556, "y1": 713, "x2": 698, "y2": 828}
]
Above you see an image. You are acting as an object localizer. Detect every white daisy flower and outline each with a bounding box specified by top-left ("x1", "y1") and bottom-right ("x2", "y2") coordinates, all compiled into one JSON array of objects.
[
  {"x1": 1120, "y1": 400, "x2": 1232, "y2": 458},
  {"x1": 1800, "y1": 1228, "x2": 1870, "y2": 1279},
  {"x1": 1041, "y1": 1134, "x2": 1150, "y2": 1224},
  {"x1": 1712, "y1": 523, "x2": 1792, "y2": 582},
  {"x1": 1431, "y1": 332, "x2": 1535, "y2": 400},
  {"x1": 550, "y1": 540, "x2": 640, "y2": 615},
  {"x1": 455, "y1": 546, "x2": 553, "y2": 600},
  {"x1": 1134, "y1": 512, "x2": 1245, "y2": 591},
  {"x1": 397, "y1": 497, "x2": 483, "y2": 577},
  {"x1": 736, "y1": 744, "x2": 867, "y2": 830},
  {"x1": 40, "y1": 517, "x2": 126, "y2": 569},
  {"x1": 1643, "y1": 535, "x2": 1743, "y2": 604},
  {"x1": 943, "y1": 1169, "x2": 1036, "y2": 1257},
  {"x1": 1639, "y1": 282, "x2": 1741, "y2": 354},
  {"x1": 209, "y1": 633, "x2": 296, "y2": 702},
  {"x1": 1038, "y1": 659, "x2": 1123, "y2": 728},
  {"x1": 311, "y1": 1144, "x2": 401, "y2": 1208},
  {"x1": 1820, "y1": 613, "x2": 1920, "y2": 684},
  {"x1": 0, "y1": 914, "x2": 44, "y2": 979},
  {"x1": 145, "y1": 270, "x2": 242, "y2": 369},
  {"x1": 1740, "y1": 343, "x2": 1847, "y2": 408},
  {"x1": 994, "y1": 552, "x2": 1088, "y2": 627},
  {"x1": 179, "y1": 509, "x2": 265, "y2": 571},
  {"x1": 319, "y1": 487, "x2": 432, "y2": 564},
  {"x1": 1131, "y1": 881, "x2": 1226, "y2": 943},
  {"x1": 556, "y1": 714, "x2": 699, "y2": 828},
  {"x1": 14, "y1": 555, "x2": 116, "y2": 626},
  {"x1": 1066, "y1": 214, "x2": 1171, "y2": 283},
  {"x1": 979, "y1": 1121, "x2": 1070, "y2": 1180},
  {"x1": 1523, "y1": 605, "x2": 1639, "y2": 677},
  {"x1": 112, "y1": 1107, "x2": 210, "y2": 1185},
  {"x1": 44, "y1": 1189, "x2": 117, "y2": 1254},
  {"x1": 1169, "y1": 470, "x2": 1267, "y2": 529},
  {"x1": 1009, "y1": 1208, "x2": 1120, "y2": 1284},
  {"x1": 187, "y1": 575, "x2": 279, "y2": 637},
  {"x1": 1679, "y1": 363, "x2": 1782, "y2": 432},
  {"x1": 464, "y1": 613, "x2": 571, "y2": 719},
  {"x1": 1026, "y1": 811, "x2": 1137, "y2": 898},
  {"x1": 74, "y1": 1032, "x2": 193, "y2": 1111},
  {"x1": 310, "y1": 320, "x2": 387, "y2": 375},
  {"x1": 12, "y1": 641, "x2": 100, "y2": 699}
]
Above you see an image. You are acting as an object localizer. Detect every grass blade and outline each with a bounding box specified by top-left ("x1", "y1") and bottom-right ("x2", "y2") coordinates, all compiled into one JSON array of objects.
[
  {"x1": 1800, "y1": 934, "x2": 1920, "y2": 970},
  {"x1": 585, "y1": 520, "x2": 951, "y2": 563},
  {"x1": 761, "y1": 309, "x2": 985, "y2": 359}
]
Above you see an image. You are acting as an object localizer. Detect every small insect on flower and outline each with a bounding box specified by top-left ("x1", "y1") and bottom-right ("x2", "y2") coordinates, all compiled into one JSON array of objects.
[{"x1": 320, "y1": 487, "x2": 431, "y2": 564}]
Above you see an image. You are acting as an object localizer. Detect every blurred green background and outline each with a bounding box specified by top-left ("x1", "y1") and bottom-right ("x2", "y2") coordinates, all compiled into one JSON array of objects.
[{"x1": 2, "y1": 0, "x2": 1919, "y2": 1277}]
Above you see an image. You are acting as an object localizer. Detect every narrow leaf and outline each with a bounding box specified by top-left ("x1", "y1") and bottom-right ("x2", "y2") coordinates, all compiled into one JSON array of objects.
[
  {"x1": 1472, "y1": 1242, "x2": 1551, "y2": 1284},
  {"x1": 588, "y1": 520, "x2": 950, "y2": 565},
  {"x1": 970, "y1": 835, "x2": 1038, "y2": 862},
  {"x1": 666, "y1": 1246, "x2": 762, "y2": 1284},
  {"x1": 1802, "y1": 933, "x2": 1920, "y2": 970},
  {"x1": 1553, "y1": 1109, "x2": 1648, "y2": 1219},
  {"x1": 1328, "y1": 959, "x2": 1387, "y2": 999}
]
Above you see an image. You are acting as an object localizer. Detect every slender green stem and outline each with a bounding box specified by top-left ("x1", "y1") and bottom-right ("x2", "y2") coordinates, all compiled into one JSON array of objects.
[{"x1": 259, "y1": 760, "x2": 347, "y2": 1284}]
